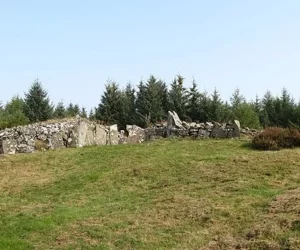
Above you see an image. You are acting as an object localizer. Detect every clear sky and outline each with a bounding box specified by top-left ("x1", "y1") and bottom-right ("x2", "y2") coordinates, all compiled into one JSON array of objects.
[{"x1": 1, "y1": 0, "x2": 299, "y2": 111}]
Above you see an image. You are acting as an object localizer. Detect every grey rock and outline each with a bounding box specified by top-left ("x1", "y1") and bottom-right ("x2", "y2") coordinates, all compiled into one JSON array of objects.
[
  {"x1": 126, "y1": 125, "x2": 145, "y2": 144},
  {"x1": 109, "y1": 124, "x2": 119, "y2": 145}
]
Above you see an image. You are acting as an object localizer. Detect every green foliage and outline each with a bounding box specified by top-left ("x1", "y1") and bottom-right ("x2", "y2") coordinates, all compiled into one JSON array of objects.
[
  {"x1": 118, "y1": 83, "x2": 136, "y2": 129},
  {"x1": 135, "y1": 76, "x2": 168, "y2": 127},
  {"x1": 0, "y1": 96, "x2": 29, "y2": 129},
  {"x1": 66, "y1": 103, "x2": 80, "y2": 117},
  {"x1": 169, "y1": 75, "x2": 188, "y2": 120},
  {"x1": 80, "y1": 107, "x2": 87, "y2": 118},
  {"x1": 53, "y1": 101, "x2": 66, "y2": 119},
  {"x1": 186, "y1": 79, "x2": 201, "y2": 122},
  {"x1": 95, "y1": 80, "x2": 122, "y2": 124},
  {"x1": 209, "y1": 88, "x2": 223, "y2": 122},
  {"x1": 23, "y1": 79, "x2": 53, "y2": 122}
]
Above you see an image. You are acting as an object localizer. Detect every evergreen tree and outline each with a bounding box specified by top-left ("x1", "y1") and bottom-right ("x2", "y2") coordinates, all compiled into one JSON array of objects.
[
  {"x1": 230, "y1": 88, "x2": 245, "y2": 111},
  {"x1": 53, "y1": 101, "x2": 66, "y2": 119},
  {"x1": 89, "y1": 109, "x2": 96, "y2": 121},
  {"x1": 186, "y1": 78, "x2": 201, "y2": 121},
  {"x1": 209, "y1": 88, "x2": 223, "y2": 122},
  {"x1": 118, "y1": 83, "x2": 136, "y2": 128},
  {"x1": 95, "y1": 80, "x2": 122, "y2": 124},
  {"x1": 198, "y1": 90, "x2": 211, "y2": 122},
  {"x1": 261, "y1": 91, "x2": 277, "y2": 127},
  {"x1": 168, "y1": 75, "x2": 188, "y2": 120},
  {"x1": 145, "y1": 75, "x2": 165, "y2": 123},
  {"x1": 0, "y1": 96, "x2": 29, "y2": 129},
  {"x1": 135, "y1": 80, "x2": 148, "y2": 127},
  {"x1": 24, "y1": 79, "x2": 53, "y2": 122},
  {"x1": 66, "y1": 103, "x2": 80, "y2": 117},
  {"x1": 135, "y1": 76, "x2": 167, "y2": 126},
  {"x1": 80, "y1": 107, "x2": 87, "y2": 118}
]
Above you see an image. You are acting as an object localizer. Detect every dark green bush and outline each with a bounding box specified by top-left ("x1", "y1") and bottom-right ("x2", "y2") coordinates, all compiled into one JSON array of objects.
[{"x1": 252, "y1": 127, "x2": 300, "y2": 150}]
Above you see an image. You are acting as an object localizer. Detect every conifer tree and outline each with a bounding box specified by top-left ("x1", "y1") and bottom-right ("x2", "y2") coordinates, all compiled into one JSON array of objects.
[
  {"x1": 95, "y1": 80, "x2": 122, "y2": 124},
  {"x1": 24, "y1": 79, "x2": 53, "y2": 122},
  {"x1": 186, "y1": 78, "x2": 201, "y2": 121},
  {"x1": 209, "y1": 88, "x2": 223, "y2": 122},
  {"x1": 169, "y1": 75, "x2": 188, "y2": 120},
  {"x1": 80, "y1": 107, "x2": 87, "y2": 118},
  {"x1": 53, "y1": 101, "x2": 66, "y2": 119}
]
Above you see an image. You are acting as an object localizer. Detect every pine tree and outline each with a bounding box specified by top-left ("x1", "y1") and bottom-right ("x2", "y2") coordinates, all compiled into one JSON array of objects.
[
  {"x1": 53, "y1": 101, "x2": 66, "y2": 119},
  {"x1": 95, "y1": 80, "x2": 122, "y2": 124},
  {"x1": 209, "y1": 88, "x2": 223, "y2": 122},
  {"x1": 80, "y1": 107, "x2": 87, "y2": 118},
  {"x1": 145, "y1": 75, "x2": 165, "y2": 123},
  {"x1": 186, "y1": 78, "x2": 201, "y2": 121},
  {"x1": 198, "y1": 90, "x2": 210, "y2": 122},
  {"x1": 89, "y1": 109, "x2": 96, "y2": 121},
  {"x1": 230, "y1": 88, "x2": 245, "y2": 111},
  {"x1": 24, "y1": 79, "x2": 53, "y2": 123},
  {"x1": 135, "y1": 80, "x2": 148, "y2": 127},
  {"x1": 169, "y1": 75, "x2": 188, "y2": 120},
  {"x1": 118, "y1": 83, "x2": 136, "y2": 128},
  {"x1": 261, "y1": 91, "x2": 277, "y2": 127}
]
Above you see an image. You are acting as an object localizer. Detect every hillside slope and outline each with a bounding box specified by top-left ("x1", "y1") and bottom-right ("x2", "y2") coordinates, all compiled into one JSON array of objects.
[{"x1": 0, "y1": 139, "x2": 300, "y2": 249}]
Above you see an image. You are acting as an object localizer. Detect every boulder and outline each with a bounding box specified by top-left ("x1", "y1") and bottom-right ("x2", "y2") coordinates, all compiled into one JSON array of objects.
[
  {"x1": 126, "y1": 125, "x2": 145, "y2": 144},
  {"x1": 211, "y1": 123, "x2": 228, "y2": 139}
]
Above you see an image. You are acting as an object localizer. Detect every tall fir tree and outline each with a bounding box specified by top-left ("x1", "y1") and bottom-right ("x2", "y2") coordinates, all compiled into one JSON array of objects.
[
  {"x1": 95, "y1": 80, "x2": 122, "y2": 124},
  {"x1": 209, "y1": 88, "x2": 223, "y2": 122},
  {"x1": 168, "y1": 75, "x2": 188, "y2": 120},
  {"x1": 80, "y1": 107, "x2": 87, "y2": 118},
  {"x1": 24, "y1": 79, "x2": 53, "y2": 123},
  {"x1": 186, "y1": 78, "x2": 201, "y2": 121},
  {"x1": 198, "y1": 90, "x2": 210, "y2": 122},
  {"x1": 53, "y1": 101, "x2": 66, "y2": 119},
  {"x1": 119, "y1": 83, "x2": 136, "y2": 128}
]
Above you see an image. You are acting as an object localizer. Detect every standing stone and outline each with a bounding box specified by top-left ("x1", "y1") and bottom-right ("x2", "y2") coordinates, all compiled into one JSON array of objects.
[
  {"x1": 167, "y1": 111, "x2": 185, "y2": 137},
  {"x1": 109, "y1": 124, "x2": 119, "y2": 145},
  {"x1": 1, "y1": 139, "x2": 18, "y2": 154},
  {"x1": 95, "y1": 125, "x2": 107, "y2": 145},
  {"x1": 233, "y1": 120, "x2": 241, "y2": 138}
]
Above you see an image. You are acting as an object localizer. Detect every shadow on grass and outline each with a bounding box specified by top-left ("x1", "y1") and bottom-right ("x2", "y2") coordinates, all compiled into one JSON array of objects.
[{"x1": 240, "y1": 141, "x2": 255, "y2": 150}]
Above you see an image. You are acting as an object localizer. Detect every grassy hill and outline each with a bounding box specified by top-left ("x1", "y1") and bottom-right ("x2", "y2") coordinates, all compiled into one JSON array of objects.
[{"x1": 0, "y1": 139, "x2": 300, "y2": 249}]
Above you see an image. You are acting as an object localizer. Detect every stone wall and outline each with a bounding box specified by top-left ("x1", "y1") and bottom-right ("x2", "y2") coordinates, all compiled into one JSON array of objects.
[
  {"x1": 0, "y1": 117, "x2": 118, "y2": 155},
  {"x1": 145, "y1": 111, "x2": 241, "y2": 140},
  {"x1": 0, "y1": 111, "x2": 252, "y2": 155}
]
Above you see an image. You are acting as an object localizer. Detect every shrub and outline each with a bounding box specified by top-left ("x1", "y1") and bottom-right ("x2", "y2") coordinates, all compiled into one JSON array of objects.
[{"x1": 252, "y1": 127, "x2": 300, "y2": 150}]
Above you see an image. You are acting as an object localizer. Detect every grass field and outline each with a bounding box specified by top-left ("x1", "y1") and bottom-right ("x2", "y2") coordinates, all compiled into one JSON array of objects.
[{"x1": 1, "y1": 139, "x2": 300, "y2": 249}]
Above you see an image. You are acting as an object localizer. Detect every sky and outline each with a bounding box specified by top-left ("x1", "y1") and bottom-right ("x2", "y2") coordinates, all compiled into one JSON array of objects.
[{"x1": 0, "y1": 0, "x2": 299, "y2": 111}]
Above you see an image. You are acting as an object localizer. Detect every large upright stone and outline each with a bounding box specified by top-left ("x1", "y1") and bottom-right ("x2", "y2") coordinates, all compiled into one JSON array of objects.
[
  {"x1": 126, "y1": 125, "x2": 145, "y2": 144},
  {"x1": 1, "y1": 139, "x2": 18, "y2": 155},
  {"x1": 233, "y1": 120, "x2": 241, "y2": 138},
  {"x1": 167, "y1": 111, "x2": 185, "y2": 137},
  {"x1": 95, "y1": 125, "x2": 107, "y2": 145},
  {"x1": 109, "y1": 124, "x2": 118, "y2": 145}
]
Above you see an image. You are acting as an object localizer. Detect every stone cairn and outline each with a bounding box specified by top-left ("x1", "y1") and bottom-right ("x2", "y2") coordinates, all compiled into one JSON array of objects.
[{"x1": 0, "y1": 111, "x2": 255, "y2": 155}]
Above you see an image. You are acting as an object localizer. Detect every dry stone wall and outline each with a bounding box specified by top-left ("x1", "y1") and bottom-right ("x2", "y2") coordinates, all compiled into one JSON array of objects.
[
  {"x1": 0, "y1": 117, "x2": 117, "y2": 155},
  {"x1": 0, "y1": 111, "x2": 251, "y2": 155}
]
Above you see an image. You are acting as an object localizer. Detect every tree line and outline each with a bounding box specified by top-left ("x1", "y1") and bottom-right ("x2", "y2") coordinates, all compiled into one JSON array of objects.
[{"x1": 1, "y1": 76, "x2": 300, "y2": 130}]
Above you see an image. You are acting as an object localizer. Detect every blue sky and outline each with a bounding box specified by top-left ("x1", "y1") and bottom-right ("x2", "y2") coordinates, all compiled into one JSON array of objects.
[{"x1": 1, "y1": 0, "x2": 299, "y2": 111}]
